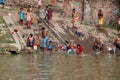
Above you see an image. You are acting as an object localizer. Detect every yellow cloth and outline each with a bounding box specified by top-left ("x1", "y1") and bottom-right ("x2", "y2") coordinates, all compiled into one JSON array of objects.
[{"x1": 98, "y1": 18, "x2": 103, "y2": 25}]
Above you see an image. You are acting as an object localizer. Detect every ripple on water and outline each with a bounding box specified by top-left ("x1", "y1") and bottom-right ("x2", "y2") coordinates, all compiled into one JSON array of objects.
[{"x1": 0, "y1": 53, "x2": 120, "y2": 80}]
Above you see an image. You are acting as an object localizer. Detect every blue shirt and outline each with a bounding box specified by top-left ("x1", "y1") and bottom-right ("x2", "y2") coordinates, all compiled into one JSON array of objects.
[
  {"x1": 48, "y1": 45, "x2": 53, "y2": 50},
  {"x1": 19, "y1": 11, "x2": 24, "y2": 20}
]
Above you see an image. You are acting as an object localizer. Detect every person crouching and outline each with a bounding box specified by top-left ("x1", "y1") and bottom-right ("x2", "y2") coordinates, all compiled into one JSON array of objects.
[
  {"x1": 93, "y1": 38, "x2": 104, "y2": 52},
  {"x1": 27, "y1": 33, "x2": 35, "y2": 47}
]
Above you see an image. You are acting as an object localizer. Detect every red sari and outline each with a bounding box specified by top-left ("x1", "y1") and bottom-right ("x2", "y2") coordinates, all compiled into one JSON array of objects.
[{"x1": 47, "y1": 9, "x2": 53, "y2": 23}]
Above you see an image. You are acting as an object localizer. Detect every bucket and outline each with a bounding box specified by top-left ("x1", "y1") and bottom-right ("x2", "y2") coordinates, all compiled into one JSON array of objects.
[{"x1": 33, "y1": 44, "x2": 38, "y2": 50}]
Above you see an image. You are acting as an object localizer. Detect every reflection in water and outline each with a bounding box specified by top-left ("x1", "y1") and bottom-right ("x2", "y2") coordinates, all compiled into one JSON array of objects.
[{"x1": 0, "y1": 53, "x2": 120, "y2": 80}]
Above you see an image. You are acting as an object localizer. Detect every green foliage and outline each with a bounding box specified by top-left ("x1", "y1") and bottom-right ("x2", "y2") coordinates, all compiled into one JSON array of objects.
[{"x1": 0, "y1": 17, "x2": 15, "y2": 43}]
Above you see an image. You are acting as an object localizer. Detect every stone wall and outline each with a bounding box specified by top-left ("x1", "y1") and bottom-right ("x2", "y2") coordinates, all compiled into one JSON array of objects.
[
  {"x1": 5, "y1": 0, "x2": 37, "y2": 6},
  {"x1": 91, "y1": 0, "x2": 117, "y2": 24},
  {"x1": 61, "y1": 0, "x2": 119, "y2": 24},
  {"x1": 62, "y1": 0, "x2": 82, "y2": 17}
]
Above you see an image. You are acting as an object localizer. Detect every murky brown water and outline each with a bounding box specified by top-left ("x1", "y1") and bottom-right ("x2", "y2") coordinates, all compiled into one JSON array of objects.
[{"x1": 0, "y1": 53, "x2": 120, "y2": 80}]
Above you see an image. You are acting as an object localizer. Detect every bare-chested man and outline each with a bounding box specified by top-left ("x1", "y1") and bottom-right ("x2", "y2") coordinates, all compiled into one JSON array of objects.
[
  {"x1": 117, "y1": 17, "x2": 120, "y2": 34},
  {"x1": 114, "y1": 34, "x2": 120, "y2": 49}
]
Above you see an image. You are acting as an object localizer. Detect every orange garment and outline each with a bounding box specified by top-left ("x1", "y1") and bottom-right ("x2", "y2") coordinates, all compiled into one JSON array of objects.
[{"x1": 51, "y1": 0, "x2": 55, "y2": 4}]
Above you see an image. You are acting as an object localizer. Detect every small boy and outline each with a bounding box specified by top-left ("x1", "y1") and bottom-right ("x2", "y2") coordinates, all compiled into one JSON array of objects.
[
  {"x1": 18, "y1": 7, "x2": 24, "y2": 25},
  {"x1": 48, "y1": 41, "x2": 53, "y2": 51}
]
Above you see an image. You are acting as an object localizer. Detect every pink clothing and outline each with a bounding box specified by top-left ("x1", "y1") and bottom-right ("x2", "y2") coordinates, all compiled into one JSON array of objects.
[
  {"x1": 38, "y1": 0, "x2": 42, "y2": 6},
  {"x1": 27, "y1": 36, "x2": 35, "y2": 47},
  {"x1": 71, "y1": 17, "x2": 79, "y2": 28},
  {"x1": 27, "y1": 13, "x2": 32, "y2": 21},
  {"x1": 29, "y1": 37, "x2": 34, "y2": 42}
]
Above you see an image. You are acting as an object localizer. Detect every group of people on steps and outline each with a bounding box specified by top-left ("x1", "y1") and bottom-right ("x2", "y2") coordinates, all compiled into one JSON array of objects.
[{"x1": 18, "y1": 0, "x2": 120, "y2": 55}]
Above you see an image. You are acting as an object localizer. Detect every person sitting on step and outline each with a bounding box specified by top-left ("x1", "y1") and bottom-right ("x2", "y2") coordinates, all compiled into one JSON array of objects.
[{"x1": 27, "y1": 33, "x2": 35, "y2": 47}]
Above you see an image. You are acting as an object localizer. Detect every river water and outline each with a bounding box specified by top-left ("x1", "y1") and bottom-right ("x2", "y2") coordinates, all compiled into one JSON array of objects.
[{"x1": 0, "y1": 53, "x2": 120, "y2": 80}]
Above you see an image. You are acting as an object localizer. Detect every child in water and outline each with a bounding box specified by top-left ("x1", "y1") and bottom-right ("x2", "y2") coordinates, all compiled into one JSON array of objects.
[
  {"x1": 64, "y1": 41, "x2": 72, "y2": 54},
  {"x1": 48, "y1": 41, "x2": 53, "y2": 51},
  {"x1": 75, "y1": 44, "x2": 84, "y2": 55}
]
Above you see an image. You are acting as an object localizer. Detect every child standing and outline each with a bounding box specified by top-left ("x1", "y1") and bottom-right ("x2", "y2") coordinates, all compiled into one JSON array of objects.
[
  {"x1": 18, "y1": 7, "x2": 24, "y2": 25},
  {"x1": 98, "y1": 9, "x2": 103, "y2": 29},
  {"x1": 26, "y1": 9, "x2": 32, "y2": 29}
]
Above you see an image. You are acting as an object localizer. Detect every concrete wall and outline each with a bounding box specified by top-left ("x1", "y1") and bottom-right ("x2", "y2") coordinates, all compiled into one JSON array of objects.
[
  {"x1": 62, "y1": 0, "x2": 82, "y2": 17},
  {"x1": 61, "y1": 0, "x2": 119, "y2": 24},
  {"x1": 91, "y1": 0, "x2": 117, "y2": 24}
]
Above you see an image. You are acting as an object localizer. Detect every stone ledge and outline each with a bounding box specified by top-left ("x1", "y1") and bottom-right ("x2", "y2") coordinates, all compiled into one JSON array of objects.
[{"x1": 3, "y1": 16, "x2": 26, "y2": 51}]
